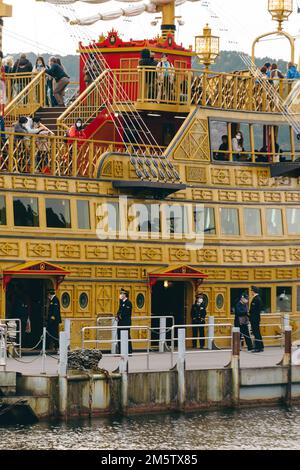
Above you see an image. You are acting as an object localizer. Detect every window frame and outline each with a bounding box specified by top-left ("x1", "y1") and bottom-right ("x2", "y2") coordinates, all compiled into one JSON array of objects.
[
  {"x1": 13, "y1": 195, "x2": 40, "y2": 228},
  {"x1": 219, "y1": 206, "x2": 241, "y2": 237},
  {"x1": 76, "y1": 199, "x2": 91, "y2": 231},
  {"x1": 45, "y1": 197, "x2": 72, "y2": 230}
]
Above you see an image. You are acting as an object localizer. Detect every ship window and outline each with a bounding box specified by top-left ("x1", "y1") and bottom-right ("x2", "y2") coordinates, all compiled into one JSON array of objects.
[
  {"x1": 195, "y1": 207, "x2": 216, "y2": 235},
  {"x1": 165, "y1": 205, "x2": 189, "y2": 235},
  {"x1": 77, "y1": 200, "x2": 90, "y2": 230},
  {"x1": 276, "y1": 287, "x2": 292, "y2": 313},
  {"x1": 266, "y1": 208, "x2": 283, "y2": 236},
  {"x1": 136, "y1": 204, "x2": 160, "y2": 233},
  {"x1": 13, "y1": 197, "x2": 39, "y2": 227},
  {"x1": 276, "y1": 125, "x2": 291, "y2": 161},
  {"x1": 220, "y1": 208, "x2": 240, "y2": 235},
  {"x1": 286, "y1": 208, "x2": 300, "y2": 234},
  {"x1": 210, "y1": 120, "x2": 228, "y2": 160},
  {"x1": 259, "y1": 288, "x2": 271, "y2": 314},
  {"x1": 0, "y1": 196, "x2": 6, "y2": 225},
  {"x1": 46, "y1": 199, "x2": 71, "y2": 229},
  {"x1": 61, "y1": 292, "x2": 71, "y2": 309},
  {"x1": 244, "y1": 208, "x2": 262, "y2": 236},
  {"x1": 253, "y1": 124, "x2": 265, "y2": 159},
  {"x1": 238, "y1": 123, "x2": 250, "y2": 151},
  {"x1": 79, "y1": 292, "x2": 89, "y2": 310}
]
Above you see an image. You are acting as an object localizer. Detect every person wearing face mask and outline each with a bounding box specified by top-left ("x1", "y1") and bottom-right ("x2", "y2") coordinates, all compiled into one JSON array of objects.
[
  {"x1": 156, "y1": 53, "x2": 175, "y2": 102},
  {"x1": 191, "y1": 294, "x2": 207, "y2": 349},
  {"x1": 234, "y1": 293, "x2": 253, "y2": 351},
  {"x1": 67, "y1": 119, "x2": 87, "y2": 143},
  {"x1": 116, "y1": 288, "x2": 133, "y2": 354},
  {"x1": 232, "y1": 131, "x2": 244, "y2": 160}
]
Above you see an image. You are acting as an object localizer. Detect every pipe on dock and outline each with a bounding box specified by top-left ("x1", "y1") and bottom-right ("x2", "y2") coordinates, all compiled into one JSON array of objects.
[{"x1": 231, "y1": 327, "x2": 240, "y2": 408}]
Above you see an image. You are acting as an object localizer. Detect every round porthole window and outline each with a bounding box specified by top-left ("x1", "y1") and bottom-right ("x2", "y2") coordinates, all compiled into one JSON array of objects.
[
  {"x1": 61, "y1": 292, "x2": 71, "y2": 309},
  {"x1": 136, "y1": 293, "x2": 145, "y2": 310},
  {"x1": 216, "y1": 294, "x2": 224, "y2": 310},
  {"x1": 79, "y1": 292, "x2": 89, "y2": 309}
]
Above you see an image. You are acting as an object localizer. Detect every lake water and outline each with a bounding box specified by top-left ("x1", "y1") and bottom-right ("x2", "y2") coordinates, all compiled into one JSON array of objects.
[{"x1": 0, "y1": 406, "x2": 299, "y2": 450}]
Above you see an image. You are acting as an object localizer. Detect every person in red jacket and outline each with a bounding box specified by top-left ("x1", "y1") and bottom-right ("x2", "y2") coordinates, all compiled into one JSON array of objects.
[
  {"x1": 66, "y1": 119, "x2": 88, "y2": 175},
  {"x1": 67, "y1": 118, "x2": 87, "y2": 145}
]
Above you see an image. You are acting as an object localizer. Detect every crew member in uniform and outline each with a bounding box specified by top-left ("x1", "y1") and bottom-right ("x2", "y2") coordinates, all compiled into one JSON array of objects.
[
  {"x1": 116, "y1": 288, "x2": 132, "y2": 354},
  {"x1": 234, "y1": 293, "x2": 253, "y2": 351},
  {"x1": 249, "y1": 285, "x2": 264, "y2": 353},
  {"x1": 46, "y1": 289, "x2": 61, "y2": 352},
  {"x1": 191, "y1": 293, "x2": 207, "y2": 349}
]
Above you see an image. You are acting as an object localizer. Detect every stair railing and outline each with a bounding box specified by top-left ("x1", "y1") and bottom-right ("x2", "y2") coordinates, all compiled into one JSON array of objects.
[
  {"x1": 56, "y1": 70, "x2": 109, "y2": 135},
  {"x1": 4, "y1": 70, "x2": 46, "y2": 127},
  {"x1": 5, "y1": 72, "x2": 35, "y2": 104}
]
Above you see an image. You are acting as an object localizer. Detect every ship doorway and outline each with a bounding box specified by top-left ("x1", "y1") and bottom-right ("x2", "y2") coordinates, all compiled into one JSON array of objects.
[
  {"x1": 6, "y1": 278, "x2": 54, "y2": 350},
  {"x1": 151, "y1": 281, "x2": 187, "y2": 348}
]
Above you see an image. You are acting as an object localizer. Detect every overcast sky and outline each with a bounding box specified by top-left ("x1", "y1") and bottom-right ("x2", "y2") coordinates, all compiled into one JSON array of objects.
[{"x1": 2, "y1": 0, "x2": 300, "y2": 61}]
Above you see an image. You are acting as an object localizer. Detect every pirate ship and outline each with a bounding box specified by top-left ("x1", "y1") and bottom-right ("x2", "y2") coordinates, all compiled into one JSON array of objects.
[{"x1": 1, "y1": 0, "x2": 300, "y2": 349}]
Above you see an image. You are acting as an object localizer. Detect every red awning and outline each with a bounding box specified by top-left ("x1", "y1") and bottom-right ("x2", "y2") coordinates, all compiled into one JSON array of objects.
[
  {"x1": 149, "y1": 265, "x2": 208, "y2": 288},
  {"x1": 2, "y1": 261, "x2": 70, "y2": 289}
]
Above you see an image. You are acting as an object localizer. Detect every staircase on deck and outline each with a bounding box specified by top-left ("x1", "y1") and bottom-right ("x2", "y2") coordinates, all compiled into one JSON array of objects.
[{"x1": 34, "y1": 106, "x2": 66, "y2": 134}]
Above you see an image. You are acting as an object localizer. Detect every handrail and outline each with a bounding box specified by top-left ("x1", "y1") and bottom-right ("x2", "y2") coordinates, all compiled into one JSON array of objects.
[
  {"x1": 57, "y1": 70, "x2": 109, "y2": 134},
  {"x1": 4, "y1": 70, "x2": 46, "y2": 127},
  {"x1": 5, "y1": 72, "x2": 36, "y2": 104}
]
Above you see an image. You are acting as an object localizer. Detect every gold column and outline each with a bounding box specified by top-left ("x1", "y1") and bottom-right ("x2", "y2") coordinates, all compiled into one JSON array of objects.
[
  {"x1": 159, "y1": 1, "x2": 176, "y2": 38},
  {"x1": 0, "y1": 0, "x2": 13, "y2": 52}
]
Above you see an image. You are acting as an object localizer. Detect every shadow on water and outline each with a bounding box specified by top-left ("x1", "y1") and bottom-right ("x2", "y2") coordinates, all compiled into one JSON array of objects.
[{"x1": 0, "y1": 406, "x2": 300, "y2": 450}]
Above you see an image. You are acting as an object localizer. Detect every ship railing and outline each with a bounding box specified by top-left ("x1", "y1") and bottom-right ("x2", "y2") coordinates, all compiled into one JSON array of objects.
[
  {"x1": 135, "y1": 67, "x2": 294, "y2": 112},
  {"x1": 5, "y1": 72, "x2": 37, "y2": 105},
  {"x1": 212, "y1": 149, "x2": 300, "y2": 163},
  {"x1": 1, "y1": 318, "x2": 22, "y2": 357},
  {"x1": 0, "y1": 131, "x2": 164, "y2": 177},
  {"x1": 64, "y1": 81, "x2": 80, "y2": 107},
  {"x1": 4, "y1": 71, "x2": 46, "y2": 127}
]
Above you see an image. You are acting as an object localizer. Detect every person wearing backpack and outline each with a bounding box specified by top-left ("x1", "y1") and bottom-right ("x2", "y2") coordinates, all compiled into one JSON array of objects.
[
  {"x1": 270, "y1": 63, "x2": 284, "y2": 88},
  {"x1": 286, "y1": 62, "x2": 300, "y2": 80}
]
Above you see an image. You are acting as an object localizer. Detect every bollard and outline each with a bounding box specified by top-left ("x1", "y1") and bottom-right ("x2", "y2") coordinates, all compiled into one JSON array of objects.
[
  {"x1": 283, "y1": 313, "x2": 290, "y2": 329},
  {"x1": 177, "y1": 328, "x2": 186, "y2": 409},
  {"x1": 64, "y1": 319, "x2": 71, "y2": 349},
  {"x1": 231, "y1": 327, "x2": 240, "y2": 407},
  {"x1": 58, "y1": 331, "x2": 68, "y2": 419},
  {"x1": 41, "y1": 327, "x2": 47, "y2": 375},
  {"x1": 159, "y1": 317, "x2": 167, "y2": 353},
  {"x1": 120, "y1": 330, "x2": 129, "y2": 412},
  {"x1": 111, "y1": 318, "x2": 118, "y2": 354},
  {"x1": 0, "y1": 325, "x2": 7, "y2": 370},
  {"x1": 208, "y1": 316, "x2": 215, "y2": 350},
  {"x1": 282, "y1": 326, "x2": 292, "y2": 408}
]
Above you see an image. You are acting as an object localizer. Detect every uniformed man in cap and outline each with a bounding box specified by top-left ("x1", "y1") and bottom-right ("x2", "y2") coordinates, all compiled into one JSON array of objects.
[
  {"x1": 190, "y1": 293, "x2": 207, "y2": 349},
  {"x1": 116, "y1": 288, "x2": 132, "y2": 354},
  {"x1": 46, "y1": 288, "x2": 61, "y2": 352},
  {"x1": 249, "y1": 286, "x2": 264, "y2": 353}
]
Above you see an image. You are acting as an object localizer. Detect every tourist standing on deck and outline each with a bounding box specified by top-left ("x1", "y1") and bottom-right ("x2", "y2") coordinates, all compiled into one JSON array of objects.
[
  {"x1": 235, "y1": 293, "x2": 253, "y2": 351},
  {"x1": 116, "y1": 288, "x2": 132, "y2": 354},
  {"x1": 46, "y1": 57, "x2": 70, "y2": 107},
  {"x1": 249, "y1": 286, "x2": 264, "y2": 353},
  {"x1": 46, "y1": 289, "x2": 61, "y2": 352},
  {"x1": 191, "y1": 294, "x2": 206, "y2": 349}
]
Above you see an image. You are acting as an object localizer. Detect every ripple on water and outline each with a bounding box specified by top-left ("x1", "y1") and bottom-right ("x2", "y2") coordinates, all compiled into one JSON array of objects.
[{"x1": 0, "y1": 407, "x2": 300, "y2": 450}]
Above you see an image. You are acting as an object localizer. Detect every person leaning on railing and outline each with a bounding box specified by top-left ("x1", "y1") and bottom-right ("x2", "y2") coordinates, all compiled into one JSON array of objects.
[{"x1": 46, "y1": 57, "x2": 70, "y2": 107}]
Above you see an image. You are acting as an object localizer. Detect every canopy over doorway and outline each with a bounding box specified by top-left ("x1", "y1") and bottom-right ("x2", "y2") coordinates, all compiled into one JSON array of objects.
[{"x1": 2, "y1": 261, "x2": 70, "y2": 290}]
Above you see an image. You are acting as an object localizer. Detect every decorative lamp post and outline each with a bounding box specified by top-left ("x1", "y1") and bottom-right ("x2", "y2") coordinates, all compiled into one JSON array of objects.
[
  {"x1": 195, "y1": 24, "x2": 220, "y2": 69},
  {"x1": 268, "y1": 0, "x2": 293, "y2": 31}
]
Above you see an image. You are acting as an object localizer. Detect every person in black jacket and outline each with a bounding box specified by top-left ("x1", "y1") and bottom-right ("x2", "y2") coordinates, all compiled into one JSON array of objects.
[
  {"x1": 235, "y1": 293, "x2": 253, "y2": 351},
  {"x1": 46, "y1": 289, "x2": 61, "y2": 352},
  {"x1": 249, "y1": 285, "x2": 264, "y2": 352},
  {"x1": 116, "y1": 288, "x2": 132, "y2": 354},
  {"x1": 46, "y1": 57, "x2": 70, "y2": 106},
  {"x1": 190, "y1": 294, "x2": 206, "y2": 349}
]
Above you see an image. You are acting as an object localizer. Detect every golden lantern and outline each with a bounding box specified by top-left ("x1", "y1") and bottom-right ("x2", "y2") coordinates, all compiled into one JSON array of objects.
[
  {"x1": 268, "y1": 0, "x2": 293, "y2": 31},
  {"x1": 195, "y1": 24, "x2": 220, "y2": 69}
]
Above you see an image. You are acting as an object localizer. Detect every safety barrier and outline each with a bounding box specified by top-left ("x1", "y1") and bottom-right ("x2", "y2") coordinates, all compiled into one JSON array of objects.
[
  {"x1": 0, "y1": 322, "x2": 7, "y2": 369},
  {"x1": 2, "y1": 319, "x2": 22, "y2": 357}
]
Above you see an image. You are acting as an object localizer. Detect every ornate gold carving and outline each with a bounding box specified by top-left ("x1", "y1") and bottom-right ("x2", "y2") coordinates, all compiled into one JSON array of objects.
[
  {"x1": 193, "y1": 189, "x2": 213, "y2": 201},
  {"x1": 247, "y1": 250, "x2": 265, "y2": 263},
  {"x1": 76, "y1": 181, "x2": 100, "y2": 193},
  {"x1": 290, "y1": 248, "x2": 300, "y2": 261},
  {"x1": 197, "y1": 249, "x2": 218, "y2": 263},
  {"x1": 206, "y1": 269, "x2": 226, "y2": 280},
  {"x1": 211, "y1": 168, "x2": 231, "y2": 185},
  {"x1": 96, "y1": 266, "x2": 113, "y2": 278},
  {"x1": 96, "y1": 285, "x2": 113, "y2": 314},
  {"x1": 218, "y1": 190, "x2": 238, "y2": 202},
  {"x1": 241, "y1": 191, "x2": 260, "y2": 202},
  {"x1": 269, "y1": 249, "x2": 286, "y2": 262},
  {"x1": 257, "y1": 170, "x2": 270, "y2": 187},
  {"x1": 102, "y1": 161, "x2": 113, "y2": 177},
  {"x1": 235, "y1": 170, "x2": 253, "y2": 186},
  {"x1": 113, "y1": 246, "x2": 136, "y2": 260},
  {"x1": 113, "y1": 161, "x2": 124, "y2": 178},
  {"x1": 86, "y1": 245, "x2": 109, "y2": 260},
  {"x1": 264, "y1": 192, "x2": 282, "y2": 203},
  {"x1": 140, "y1": 247, "x2": 162, "y2": 261},
  {"x1": 173, "y1": 116, "x2": 210, "y2": 161},
  {"x1": 276, "y1": 269, "x2": 293, "y2": 279},
  {"x1": 27, "y1": 243, "x2": 52, "y2": 258},
  {"x1": 66, "y1": 266, "x2": 93, "y2": 277},
  {"x1": 57, "y1": 244, "x2": 81, "y2": 259},
  {"x1": 169, "y1": 248, "x2": 191, "y2": 262},
  {"x1": 275, "y1": 176, "x2": 291, "y2": 186},
  {"x1": 0, "y1": 242, "x2": 19, "y2": 257},
  {"x1": 223, "y1": 249, "x2": 243, "y2": 263},
  {"x1": 285, "y1": 192, "x2": 300, "y2": 203},
  {"x1": 186, "y1": 166, "x2": 207, "y2": 183},
  {"x1": 116, "y1": 267, "x2": 139, "y2": 278},
  {"x1": 45, "y1": 180, "x2": 69, "y2": 192},
  {"x1": 0, "y1": 176, "x2": 5, "y2": 188},
  {"x1": 230, "y1": 270, "x2": 249, "y2": 280},
  {"x1": 254, "y1": 269, "x2": 272, "y2": 280},
  {"x1": 13, "y1": 177, "x2": 37, "y2": 190}
]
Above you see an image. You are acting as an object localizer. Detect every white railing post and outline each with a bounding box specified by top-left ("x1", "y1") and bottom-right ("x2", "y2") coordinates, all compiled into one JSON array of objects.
[
  {"x1": 120, "y1": 329, "x2": 129, "y2": 412},
  {"x1": 177, "y1": 328, "x2": 186, "y2": 409},
  {"x1": 58, "y1": 331, "x2": 68, "y2": 377},
  {"x1": 111, "y1": 318, "x2": 118, "y2": 354},
  {"x1": 283, "y1": 313, "x2": 290, "y2": 329},
  {"x1": 0, "y1": 324, "x2": 7, "y2": 371},
  {"x1": 159, "y1": 317, "x2": 166, "y2": 353},
  {"x1": 208, "y1": 316, "x2": 215, "y2": 350},
  {"x1": 41, "y1": 326, "x2": 47, "y2": 375},
  {"x1": 64, "y1": 319, "x2": 71, "y2": 349}
]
